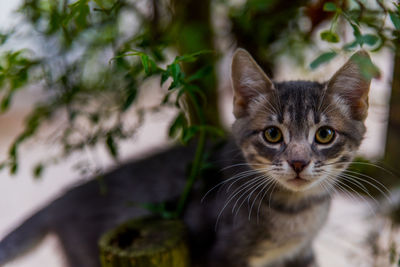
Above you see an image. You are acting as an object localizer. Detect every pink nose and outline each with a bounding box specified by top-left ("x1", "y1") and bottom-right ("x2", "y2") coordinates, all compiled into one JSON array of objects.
[{"x1": 288, "y1": 160, "x2": 309, "y2": 173}]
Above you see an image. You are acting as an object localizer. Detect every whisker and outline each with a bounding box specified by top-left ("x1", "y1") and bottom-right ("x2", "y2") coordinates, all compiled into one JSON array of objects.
[
  {"x1": 220, "y1": 162, "x2": 271, "y2": 171},
  {"x1": 341, "y1": 169, "x2": 393, "y2": 198},
  {"x1": 257, "y1": 179, "x2": 278, "y2": 223},
  {"x1": 232, "y1": 176, "x2": 266, "y2": 213},
  {"x1": 215, "y1": 176, "x2": 265, "y2": 230},
  {"x1": 201, "y1": 169, "x2": 263, "y2": 202},
  {"x1": 326, "y1": 175, "x2": 376, "y2": 215},
  {"x1": 323, "y1": 169, "x2": 392, "y2": 203},
  {"x1": 326, "y1": 161, "x2": 397, "y2": 177},
  {"x1": 248, "y1": 178, "x2": 275, "y2": 220},
  {"x1": 233, "y1": 178, "x2": 269, "y2": 218}
]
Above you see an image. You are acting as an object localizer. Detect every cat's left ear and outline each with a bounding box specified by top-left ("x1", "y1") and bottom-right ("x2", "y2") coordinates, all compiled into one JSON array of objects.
[
  {"x1": 326, "y1": 51, "x2": 373, "y2": 121},
  {"x1": 231, "y1": 49, "x2": 274, "y2": 118}
]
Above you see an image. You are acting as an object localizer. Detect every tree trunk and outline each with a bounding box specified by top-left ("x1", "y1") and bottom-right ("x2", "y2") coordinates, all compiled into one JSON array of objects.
[
  {"x1": 171, "y1": 0, "x2": 221, "y2": 127},
  {"x1": 384, "y1": 45, "x2": 400, "y2": 173},
  {"x1": 99, "y1": 218, "x2": 190, "y2": 267}
]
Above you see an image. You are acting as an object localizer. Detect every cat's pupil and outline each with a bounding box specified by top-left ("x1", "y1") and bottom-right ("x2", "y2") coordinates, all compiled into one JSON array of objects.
[
  {"x1": 320, "y1": 129, "x2": 329, "y2": 138},
  {"x1": 269, "y1": 128, "x2": 278, "y2": 138}
]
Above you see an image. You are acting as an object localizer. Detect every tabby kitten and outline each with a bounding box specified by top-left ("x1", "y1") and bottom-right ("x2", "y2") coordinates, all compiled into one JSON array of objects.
[{"x1": 0, "y1": 49, "x2": 371, "y2": 267}]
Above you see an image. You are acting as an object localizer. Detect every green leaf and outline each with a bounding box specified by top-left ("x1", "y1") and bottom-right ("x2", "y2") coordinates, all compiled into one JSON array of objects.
[
  {"x1": 359, "y1": 34, "x2": 379, "y2": 46},
  {"x1": 168, "y1": 112, "x2": 186, "y2": 138},
  {"x1": 33, "y1": 163, "x2": 44, "y2": 178},
  {"x1": 323, "y1": 2, "x2": 337, "y2": 12},
  {"x1": 343, "y1": 40, "x2": 358, "y2": 51},
  {"x1": 310, "y1": 51, "x2": 337, "y2": 69},
  {"x1": 161, "y1": 71, "x2": 169, "y2": 85},
  {"x1": 182, "y1": 126, "x2": 200, "y2": 144},
  {"x1": 186, "y1": 65, "x2": 212, "y2": 82},
  {"x1": 349, "y1": 22, "x2": 361, "y2": 38},
  {"x1": 0, "y1": 95, "x2": 11, "y2": 112},
  {"x1": 320, "y1": 30, "x2": 340, "y2": 43},
  {"x1": 140, "y1": 54, "x2": 149, "y2": 74},
  {"x1": 174, "y1": 50, "x2": 213, "y2": 63},
  {"x1": 390, "y1": 12, "x2": 400, "y2": 30},
  {"x1": 10, "y1": 161, "x2": 18, "y2": 175},
  {"x1": 351, "y1": 53, "x2": 381, "y2": 80},
  {"x1": 170, "y1": 63, "x2": 182, "y2": 81},
  {"x1": 122, "y1": 86, "x2": 137, "y2": 111},
  {"x1": 105, "y1": 134, "x2": 118, "y2": 159}
]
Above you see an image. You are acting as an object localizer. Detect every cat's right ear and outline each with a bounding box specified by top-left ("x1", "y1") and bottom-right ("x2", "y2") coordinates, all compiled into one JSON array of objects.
[
  {"x1": 231, "y1": 49, "x2": 274, "y2": 118},
  {"x1": 326, "y1": 51, "x2": 373, "y2": 121}
]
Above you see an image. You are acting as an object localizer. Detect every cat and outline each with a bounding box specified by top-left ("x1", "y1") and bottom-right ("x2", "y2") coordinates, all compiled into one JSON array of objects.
[{"x1": 0, "y1": 48, "x2": 372, "y2": 267}]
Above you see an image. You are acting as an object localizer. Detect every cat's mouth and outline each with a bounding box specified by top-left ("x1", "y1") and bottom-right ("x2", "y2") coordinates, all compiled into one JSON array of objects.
[{"x1": 286, "y1": 176, "x2": 310, "y2": 187}]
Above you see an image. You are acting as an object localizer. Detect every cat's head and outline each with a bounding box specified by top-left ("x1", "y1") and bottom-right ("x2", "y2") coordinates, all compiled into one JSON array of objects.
[{"x1": 231, "y1": 49, "x2": 372, "y2": 193}]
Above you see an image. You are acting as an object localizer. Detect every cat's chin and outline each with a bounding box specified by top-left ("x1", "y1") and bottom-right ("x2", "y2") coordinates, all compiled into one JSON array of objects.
[{"x1": 279, "y1": 176, "x2": 320, "y2": 192}]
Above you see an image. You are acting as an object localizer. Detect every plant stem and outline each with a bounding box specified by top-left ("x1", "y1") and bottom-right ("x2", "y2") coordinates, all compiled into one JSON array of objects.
[{"x1": 175, "y1": 129, "x2": 206, "y2": 218}]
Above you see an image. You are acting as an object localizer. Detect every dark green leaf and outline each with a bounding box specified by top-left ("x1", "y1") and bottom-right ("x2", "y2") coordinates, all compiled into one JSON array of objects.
[
  {"x1": 320, "y1": 30, "x2": 340, "y2": 43},
  {"x1": 33, "y1": 163, "x2": 44, "y2": 178},
  {"x1": 390, "y1": 12, "x2": 400, "y2": 30},
  {"x1": 186, "y1": 66, "x2": 212, "y2": 82},
  {"x1": 1, "y1": 95, "x2": 11, "y2": 112},
  {"x1": 182, "y1": 126, "x2": 199, "y2": 144},
  {"x1": 359, "y1": 34, "x2": 379, "y2": 46},
  {"x1": 10, "y1": 161, "x2": 18, "y2": 175},
  {"x1": 349, "y1": 22, "x2": 361, "y2": 38},
  {"x1": 343, "y1": 40, "x2": 358, "y2": 51},
  {"x1": 351, "y1": 54, "x2": 381, "y2": 80},
  {"x1": 168, "y1": 112, "x2": 186, "y2": 138},
  {"x1": 310, "y1": 51, "x2": 337, "y2": 69},
  {"x1": 122, "y1": 87, "x2": 137, "y2": 111},
  {"x1": 175, "y1": 50, "x2": 213, "y2": 63},
  {"x1": 323, "y1": 2, "x2": 337, "y2": 12},
  {"x1": 140, "y1": 54, "x2": 150, "y2": 74},
  {"x1": 106, "y1": 134, "x2": 118, "y2": 159},
  {"x1": 170, "y1": 63, "x2": 182, "y2": 81},
  {"x1": 161, "y1": 72, "x2": 169, "y2": 85}
]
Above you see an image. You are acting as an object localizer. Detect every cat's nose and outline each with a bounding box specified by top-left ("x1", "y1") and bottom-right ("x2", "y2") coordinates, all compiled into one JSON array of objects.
[{"x1": 287, "y1": 160, "x2": 310, "y2": 174}]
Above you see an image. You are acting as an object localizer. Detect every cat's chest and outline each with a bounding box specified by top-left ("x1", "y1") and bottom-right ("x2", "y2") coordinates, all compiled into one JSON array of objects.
[{"x1": 247, "y1": 200, "x2": 330, "y2": 267}]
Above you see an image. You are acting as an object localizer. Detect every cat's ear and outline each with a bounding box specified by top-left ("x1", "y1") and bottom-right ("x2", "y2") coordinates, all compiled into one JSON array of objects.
[
  {"x1": 327, "y1": 51, "x2": 372, "y2": 121},
  {"x1": 231, "y1": 48, "x2": 274, "y2": 118}
]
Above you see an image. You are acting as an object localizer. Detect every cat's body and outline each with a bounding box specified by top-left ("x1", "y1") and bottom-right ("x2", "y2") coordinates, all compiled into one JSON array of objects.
[{"x1": 0, "y1": 49, "x2": 372, "y2": 267}]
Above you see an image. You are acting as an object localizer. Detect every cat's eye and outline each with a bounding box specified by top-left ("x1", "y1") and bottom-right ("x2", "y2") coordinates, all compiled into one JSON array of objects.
[
  {"x1": 315, "y1": 127, "x2": 335, "y2": 144},
  {"x1": 263, "y1": 127, "x2": 283, "y2": 143}
]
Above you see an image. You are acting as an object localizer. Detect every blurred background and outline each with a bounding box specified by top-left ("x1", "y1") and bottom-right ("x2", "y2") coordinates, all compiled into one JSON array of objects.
[{"x1": 0, "y1": 0, "x2": 399, "y2": 266}]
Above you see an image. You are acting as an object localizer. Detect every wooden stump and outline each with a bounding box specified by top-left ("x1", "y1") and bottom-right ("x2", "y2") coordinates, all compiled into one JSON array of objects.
[{"x1": 99, "y1": 217, "x2": 190, "y2": 267}]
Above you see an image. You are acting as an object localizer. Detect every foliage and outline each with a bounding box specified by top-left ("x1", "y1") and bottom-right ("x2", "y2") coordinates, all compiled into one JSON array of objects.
[{"x1": 310, "y1": 1, "x2": 400, "y2": 73}]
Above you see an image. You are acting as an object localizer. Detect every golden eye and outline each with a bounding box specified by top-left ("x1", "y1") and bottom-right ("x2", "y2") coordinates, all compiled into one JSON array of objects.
[
  {"x1": 315, "y1": 127, "x2": 335, "y2": 144},
  {"x1": 264, "y1": 127, "x2": 283, "y2": 143}
]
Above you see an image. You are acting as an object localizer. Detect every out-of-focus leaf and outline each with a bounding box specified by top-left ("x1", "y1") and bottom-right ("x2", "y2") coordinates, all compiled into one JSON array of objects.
[
  {"x1": 161, "y1": 71, "x2": 169, "y2": 86},
  {"x1": 186, "y1": 66, "x2": 212, "y2": 82},
  {"x1": 343, "y1": 40, "x2": 358, "y2": 51},
  {"x1": 310, "y1": 51, "x2": 337, "y2": 69},
  {"x1": 175, "y1": 50, "x2": 213, "y2": 63},
  {"x1": 351, "y1": 54, "x2": 381, "y2": 80},
  {"x1": 106, "y1": 134, "x2": 118, "y2": 159},
  {"x1": 349, "y1": 22, "x2": 361, "y2": 38},
  {"x1": 10, "y1": 162, "x2": 18, "y2": 175},
  {"x1": 182, "y1": 126, "x2": 200, "y2": 144},
  {"x1": 0, "y1": 95, "x2": 11, "y2": 112},
  {"x1": 122, "y1": 86, "x2": 137, "y2": 111},
  {"x1": 320, "y1": 30, "x2": 340, "y2": 43},
  {"x1": 323, "y1": 2, "x2": 337, "y2": 12},
  {"x1": 140, "y1": 54, "x2": 150, "y2": 74},
  {"x1": 359, "y1": 34, "x2": 379, "y2": 46},
  {"x1": 390, "y1": 11, "x2": 400, "y2": 30},
  {"x1": 169, "y1": 112, "x2": 186, "y2": 138},
  {"x1": 33, "y1": 163, "x2": 44, "y2": 178}
]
